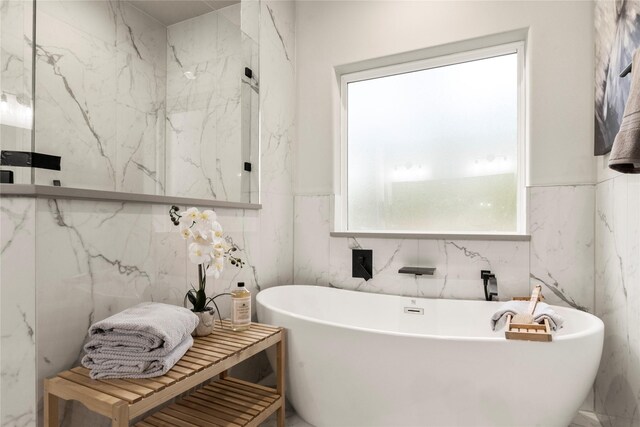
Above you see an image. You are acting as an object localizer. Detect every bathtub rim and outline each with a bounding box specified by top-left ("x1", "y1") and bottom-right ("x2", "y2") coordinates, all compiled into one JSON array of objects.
[{"x1": 256, "y1": 285, "x2": 604, "y2": 343}]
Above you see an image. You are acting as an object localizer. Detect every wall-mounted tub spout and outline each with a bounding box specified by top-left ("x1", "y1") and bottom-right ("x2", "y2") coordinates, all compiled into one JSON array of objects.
[
  {"x1": 481, "y1": 270, "x2": 498, "y2": 301},
  {"x1": 398, "y1": 267, "x2": 435, "y2": 276}
]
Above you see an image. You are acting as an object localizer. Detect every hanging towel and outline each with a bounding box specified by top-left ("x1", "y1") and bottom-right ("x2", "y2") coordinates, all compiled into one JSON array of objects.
[
  {"x1": 609, "y1": 48, "x2": 640, "y2": 173},
  {"x1": 82, "y1": 335, "x2": 193, "y2": 379},
  {"x1": 84, "y1": 302, "x2": 198, "y2": 357},
  {"x1": 490, "y1": 300, "x2": 564, "y2": 331}
]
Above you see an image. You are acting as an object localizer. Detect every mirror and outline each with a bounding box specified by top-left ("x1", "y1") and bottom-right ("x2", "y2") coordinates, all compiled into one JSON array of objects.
[{"x1": 30, "y1": 0, "x2": 259, "y2": 203}]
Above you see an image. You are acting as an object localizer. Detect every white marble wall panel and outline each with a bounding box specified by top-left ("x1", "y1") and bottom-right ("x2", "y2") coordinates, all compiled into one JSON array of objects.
[
  {"x1": 594, "y1": 175, "x2": 640, "y2": 427},
  {"x1": 259, "y1": 0, "x2": 295, "y2": 197},
  {"x1": 259, "y1": 193, "x2": 294, "y2": 289},
  {"x1": 114, "y1": 2, "x2": 167, "y2": 194},
  {"x1": 1, "y1": 198, "x2": 37, "y2": 427},
  {"x1": 529, "y1": 185, "x2": 595, "y2": 312},
  {"x1": 294, "y1": 194, "x2": 530, "y2": 300},
  {"x1": 34, "y1": 199, "x2": 262, "y2": 427},
  {"x1": 327, "y1": 235, "x2": 529, "y2": 300},
  {"x1": 34, "y1": 0, "x2": 167, "y2": 194},
  {"x1": 165, "y1": 5, "x2": 245, "y2": 201},
  {"x1": 0, "y1": 0, "x2": 33, "y2": 185},
  {"x1": 241, "y1": 0, "x2": 260, "y2": 43},
  {"x1": 257, "y1": 0, "x2": 295, "y2": 290},
  {"x1": 34, "y1": 5, "x2": 118, "y2": 189},
  {"x1": 294, "y1": 195, "x2": 331, "y2": 286}
]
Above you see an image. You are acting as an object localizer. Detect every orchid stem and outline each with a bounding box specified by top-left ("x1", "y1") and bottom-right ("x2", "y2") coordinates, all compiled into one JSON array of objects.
[{"x1": 198, "y1": 264, "x2": 205, "y2": 291}]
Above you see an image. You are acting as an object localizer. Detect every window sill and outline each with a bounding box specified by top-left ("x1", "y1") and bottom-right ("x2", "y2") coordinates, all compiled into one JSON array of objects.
[{"x1": 330, "y1": 231, "x2": 530, "y2": 242}]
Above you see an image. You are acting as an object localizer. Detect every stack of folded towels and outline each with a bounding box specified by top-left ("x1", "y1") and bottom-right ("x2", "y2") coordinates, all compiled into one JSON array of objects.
[{"x1": 82, "y1": 302, "x2": 199, "y2": 379}]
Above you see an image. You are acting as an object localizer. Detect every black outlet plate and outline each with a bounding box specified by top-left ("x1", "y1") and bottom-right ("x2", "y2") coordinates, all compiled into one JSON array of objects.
[{"x1": 352, "y1": 249, "x2": 373, "y2": 280}]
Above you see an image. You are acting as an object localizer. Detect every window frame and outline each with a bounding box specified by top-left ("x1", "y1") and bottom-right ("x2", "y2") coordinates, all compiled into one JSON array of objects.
[{"x1": 336, "y1": 41, "x2": 527, "y2": 236}]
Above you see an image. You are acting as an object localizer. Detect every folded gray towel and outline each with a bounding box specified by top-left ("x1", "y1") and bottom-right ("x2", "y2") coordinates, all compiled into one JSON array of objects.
[
  {"x1": 82, "y1": 336, "x2": 192, "y2": 379},
  {"x1": 609, "y1": 48, "x2": 640, "y2": 174},
  {"x1": 84, "y1": 302, "x2": 198, "y2": 357},
  {"x1": 491, "y1": 300, "x2": 564, "y2": 331}
]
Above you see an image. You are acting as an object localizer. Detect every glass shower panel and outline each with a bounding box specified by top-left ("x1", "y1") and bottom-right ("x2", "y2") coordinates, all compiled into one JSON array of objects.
[
  {"x1": 31, "y1": 0, "x2": 259, "y2": 203},
  {"x1": 0, "y1": 0, "x2": 34, "y2": 184}
]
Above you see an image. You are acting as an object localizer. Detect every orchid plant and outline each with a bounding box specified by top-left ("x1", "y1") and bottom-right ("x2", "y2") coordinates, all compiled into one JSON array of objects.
[{"x1": 170, "y1": 206, "x2": 244, "y2": 313}]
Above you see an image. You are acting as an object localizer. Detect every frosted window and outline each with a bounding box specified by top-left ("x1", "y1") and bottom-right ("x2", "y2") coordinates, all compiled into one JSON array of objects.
[{"x1": 347, "y1": 53, "x2": 519, "y2": 233}]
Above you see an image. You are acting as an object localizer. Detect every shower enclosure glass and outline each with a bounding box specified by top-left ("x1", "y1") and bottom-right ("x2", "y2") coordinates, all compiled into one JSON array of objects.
[{"x1": 1, "y1": 0, "x2": 260, "y2": 204}]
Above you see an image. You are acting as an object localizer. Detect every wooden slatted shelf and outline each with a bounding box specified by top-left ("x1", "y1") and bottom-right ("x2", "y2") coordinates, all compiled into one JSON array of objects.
[
  {"x1": 135, "y1": 378, "x2": 280, "y2": 427},
  {"x1": 44, "y1": 321, "x2": 285, "y2": 427}
]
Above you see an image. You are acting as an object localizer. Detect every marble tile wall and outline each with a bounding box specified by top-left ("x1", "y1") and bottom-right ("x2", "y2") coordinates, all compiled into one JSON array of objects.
[
  {"x1": 1, "y1": 198, "x2": 37, "y2": 427},
  {"x1": 294, "y1": 186, "x2": 595, "y2": 308},
  {"x1": 32, "y1": 0, "x2": 256, "y2": 202},
  {"x1": 258, "y1": 0, "x2": 295, "y2": 289},
  {"x1": 294, "y1": 193, "x2": 531, "y2": 299},
  {"x1": 34, "y1": 0, "x2": 167, "y2": 193},
  {"x1": 34, "y1": 199, "x2": 264, "y2": 426},
  {"x1": 529, "y1": 185, "x2": 596, "y2": 312},
  {"x1": 594, "y1": 174, "x2": 640, "y2": 427},
  {"x1": 165, "y1": 4, "x2": 245, "y2": 201},
  {"x1": 0, "y1": 1, "x2": 295, "y2": 426}
]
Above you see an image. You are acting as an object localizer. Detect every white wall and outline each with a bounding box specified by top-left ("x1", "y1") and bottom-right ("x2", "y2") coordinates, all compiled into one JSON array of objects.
[{"x1": 295, "y1": 0, "x2": 595, "y2": 195}]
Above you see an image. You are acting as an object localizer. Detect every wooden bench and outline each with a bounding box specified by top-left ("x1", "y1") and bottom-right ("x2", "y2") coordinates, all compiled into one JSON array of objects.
[{"x1": 44, "y1": 321, "x2": 285, "y2": 427}]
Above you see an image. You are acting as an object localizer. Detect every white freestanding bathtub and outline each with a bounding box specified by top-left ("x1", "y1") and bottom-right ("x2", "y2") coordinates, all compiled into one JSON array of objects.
[{"x1": 256, "y1": 285, "x2": 604, "y2": 427}]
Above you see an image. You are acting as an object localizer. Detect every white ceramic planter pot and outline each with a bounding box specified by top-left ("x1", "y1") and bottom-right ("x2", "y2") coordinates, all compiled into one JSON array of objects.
[{"x1": 192, "y1": 308, "x2": 215, "y2": 336}]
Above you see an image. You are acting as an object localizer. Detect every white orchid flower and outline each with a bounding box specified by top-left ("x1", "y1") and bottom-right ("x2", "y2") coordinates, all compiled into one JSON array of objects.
[
  {"x1": 199, "y1": 210, "x2": 217, "y2": 222},
  {"x1": 193, "y1": 232, "x2": 213, "y2": 245},
  {"x1": 188, "y1": 242, "x2": 212, "y2": 265},
  {"x1": 208, "y1": 258, "x2": 224, "y2": 278},
  {"x1": 180, "y1": 207, "x2": 200, "y2": 226},
  {"x1": 212, "y1": 221, "x2": 223, "y2": 239},
  {"x1": 180, "y1": 226, "x2": 193, "y2": 240},
  {"x1": 212, "y1": 241, "x2": 225, "y2": 258}
]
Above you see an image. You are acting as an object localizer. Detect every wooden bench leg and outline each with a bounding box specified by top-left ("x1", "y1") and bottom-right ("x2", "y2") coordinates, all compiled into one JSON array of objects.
[
  {"x1": 219, "y1": 369, "x2": 228, "y2": 379},
  {"x1": 112, "y1": 401, "x2": 129, "y2": 427},
  {"x1": 276, "y1": 334, "x2": 285, "y2": 427},
  {"x1": 44, "y1": 380, "x2": 59, "y2": 427}
]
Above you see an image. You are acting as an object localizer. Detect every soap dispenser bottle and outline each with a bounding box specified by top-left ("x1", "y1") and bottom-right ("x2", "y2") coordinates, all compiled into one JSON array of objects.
[{"x1": 231, "y1": 282, "x2": 251, "y2": 331}]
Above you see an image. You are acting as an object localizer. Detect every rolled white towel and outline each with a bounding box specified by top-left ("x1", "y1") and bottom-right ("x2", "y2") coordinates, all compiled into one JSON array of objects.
[
  {"x1": 84, "y1": 302, "x2": 198, "y2": 357},
  {"x1": 491, "y1": 300, "x2": 564, "y2": 331},
  {"x1": 82, "y1": 335, "x2": 193, "y2": 379}
]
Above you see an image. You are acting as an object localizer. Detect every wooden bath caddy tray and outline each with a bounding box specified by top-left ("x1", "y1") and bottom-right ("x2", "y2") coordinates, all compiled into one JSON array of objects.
[
  {"x1": 505, "y1": 315, "x2": 552, "y2": 342},
  {"x1": 44, "y1": 321, "x2": 285, "y2": 427},
  {"x1": 505, "y1": 291, "x2": 552, "y2": 342}
]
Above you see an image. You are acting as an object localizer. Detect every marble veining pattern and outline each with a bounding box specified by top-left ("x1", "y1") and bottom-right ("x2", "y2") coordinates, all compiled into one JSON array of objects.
[
  {"x1": 4, "y1": 2, "x2": 297, "y2": 426},
  {"x1": 594, "y1": 175, "x2": 640, "y2": 427},
  {"x1": 294, "y1": 187, "x2": 597, "y2": 308},
  {"x1": 293, "y1": 195, "x2": 531, "y2": 300},
  {"x1": 257, "y1": 0, "x2": 295, "y2": 290},
  {"x1": 529, "y1": 185, "x2": 595, "y2": 312},
  {"x1": 165, "y1": 4, "x2": 244, "y2": 201},
  {"x1": 1, "y1": 198, "x2": 37, "y2": 427},
  {"x1": 35, "y1": 199, "x2": 262, "y2": 427},
  {"x1": 31, "y1": 0, "x2": 254, "y2": 202}
]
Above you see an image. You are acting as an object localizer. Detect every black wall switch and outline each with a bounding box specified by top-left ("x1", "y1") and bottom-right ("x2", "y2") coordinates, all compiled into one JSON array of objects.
[
  {"x1": 0, "y1": 170, "x2": 14, "y2": 183},
  {"x1": 352, "y1": 249, "x2": 373, "y2": 281}
]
